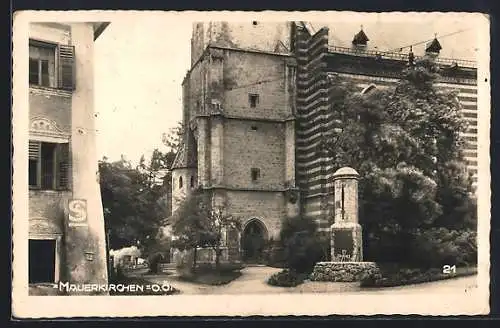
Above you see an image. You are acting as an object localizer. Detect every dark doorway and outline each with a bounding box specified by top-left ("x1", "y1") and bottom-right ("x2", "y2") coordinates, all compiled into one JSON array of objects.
[
  {"x1": 241, "y1": 220, "x2": 267, "y2": 263},
  {"x1": 29, "y1": 239, "x2": 56, "y2": 283}
]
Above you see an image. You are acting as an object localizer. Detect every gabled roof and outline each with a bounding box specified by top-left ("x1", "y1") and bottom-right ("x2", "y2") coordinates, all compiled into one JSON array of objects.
[{"x1": 171, "y1": 139, "x2": 197, "y2": 170}]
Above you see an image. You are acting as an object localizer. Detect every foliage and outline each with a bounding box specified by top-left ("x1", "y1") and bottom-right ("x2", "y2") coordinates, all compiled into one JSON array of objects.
[
  {"x1": 267, "y1": 269, "x2": 305, "y2": 287},
  {"x1": 262, "y1": 238, "x2": 286, "y2": 268},
  {"x1": 100, "y1": 121, "x2": 183, "y2": 261},
  {"x1": 99, "y1": 156, "x2": 167, "y2": 251},
  {"x1": 170, "y1": 189, "x2": 242, "y2": 270},
  {"x1": 323, "y1": 59, "x2": 477, "y2": 267},
  {"x1": 360, "y1": 264, "x2": 477, "y2": 288},
  {"x1": 279, "y1": 216, "x2": 326, "y2": 273}
]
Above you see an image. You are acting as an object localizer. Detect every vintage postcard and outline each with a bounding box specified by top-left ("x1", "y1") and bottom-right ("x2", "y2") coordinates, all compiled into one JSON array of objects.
[{"x1": 11, "y1": 10, "x2": 491, "y2": 318}]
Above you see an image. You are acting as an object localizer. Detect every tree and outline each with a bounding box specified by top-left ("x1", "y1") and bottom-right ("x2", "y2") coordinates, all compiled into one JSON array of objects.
[
  {"x1": 162, "y1": 121, "x2": 184, "y2": 153},
  {"x1": 100, "y1": 122, "x2": 185, "y2": 270},
  {"x1": 170, "y1": 189, "x2": 241, "y2": 271},
  {"x1": 202, "y1": 206, "x2": 241, "y2": 269},
  {"x1": 99, "y1": 156, "x2": 167, "y2": 252},
  {"x1": 322, "y1": 59, "x2": 477, "y2": 267}
]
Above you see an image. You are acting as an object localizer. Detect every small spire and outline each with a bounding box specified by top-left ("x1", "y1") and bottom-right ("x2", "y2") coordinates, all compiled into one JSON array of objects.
[
  {"x1": 352, "y1": 26, "x2": 369, "y2": 46},
  {"x1": 426, "y1": 35, "x2": 442, "y2": 54}
]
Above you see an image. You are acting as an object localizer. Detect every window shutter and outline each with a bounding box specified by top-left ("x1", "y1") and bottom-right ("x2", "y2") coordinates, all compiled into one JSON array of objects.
[
  {"x1": 57, "y1": 45, "x2": 75, "y2": 91},
  {"x1": 29, "y1": 141, "x2": 41, "y2": 160},
  {"x1": 56, "y1": 143, "x2": 70, "y2": 190}
]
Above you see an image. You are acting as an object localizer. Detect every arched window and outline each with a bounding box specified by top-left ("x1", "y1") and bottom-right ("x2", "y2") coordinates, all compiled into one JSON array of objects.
[
  {"x1": 179, "y1": 176, "x2": 183, "y2": 189},
  {"x1": 190, "y1": 176, "x2": 194, "y2": 188}
]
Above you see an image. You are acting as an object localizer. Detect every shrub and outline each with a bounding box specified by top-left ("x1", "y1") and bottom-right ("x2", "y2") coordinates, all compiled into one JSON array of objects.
[
  {"x1": 279, "y1": 216, "x2": 325, "y2": 273},
  {"x1": 410, "y1": 228, "x2": 477, "y2": 268},
  {"x1": 267, "y1": 269, "x2": 304, "y2": 287},
  {"x1": 359, "y1": 264, "x2": 476, "y2": 288},
  {"x1": 262, "y1": 239, "x2": 286, "y2": 268},
  {"x1": 284, "y1": 231, "x2": 324, "y2": 273},
  {"x1": 148, "y1": 252, "x2": 165, "y2": 274}
]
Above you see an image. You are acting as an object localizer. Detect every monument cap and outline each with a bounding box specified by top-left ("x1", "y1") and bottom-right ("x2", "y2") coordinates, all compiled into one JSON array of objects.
[{"x1": 332, "y1": 167, "x2": 360, "y2": 180}]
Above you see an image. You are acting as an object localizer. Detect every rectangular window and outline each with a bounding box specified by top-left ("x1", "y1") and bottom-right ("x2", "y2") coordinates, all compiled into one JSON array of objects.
[
  {"x1": 251, "y1": 168, "x2": 260, "y2": 182},
  {"x1": 29, "y1": 141, "x2": 70, "y2": 190},
  {"x1": 249, "y1": 94, "x2": 259, "y2": 108},
  {"x1": 29, "y1": 43, "x2": 56, "y2": 88},
  {"x1": 29, "y1": 40, "x2": 75, "y2": 90}
]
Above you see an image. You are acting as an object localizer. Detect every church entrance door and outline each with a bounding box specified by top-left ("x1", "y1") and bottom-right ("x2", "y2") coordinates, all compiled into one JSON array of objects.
[{"x1": 241, "y1": 219, "x2": 267, "y2": 264}]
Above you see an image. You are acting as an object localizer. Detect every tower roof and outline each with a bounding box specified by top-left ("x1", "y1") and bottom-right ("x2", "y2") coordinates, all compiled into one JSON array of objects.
[
  {"x1": 426, "y1": 36, "x2": 442, "y2": 53},
  {"x1": 171, "y1": 140, "x2": 197, "y2": 170},
  {"x1": 352, "y1": 28, "x2": 369, "y2": 45}
]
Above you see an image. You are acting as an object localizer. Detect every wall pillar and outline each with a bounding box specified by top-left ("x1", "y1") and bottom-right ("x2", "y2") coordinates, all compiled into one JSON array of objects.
[
  {"x1": 210, "y1": 114, "x2": 224, "y2": 186},
  {"x1": 196, "y1": 116, "x2": 209, "y2": 187}
]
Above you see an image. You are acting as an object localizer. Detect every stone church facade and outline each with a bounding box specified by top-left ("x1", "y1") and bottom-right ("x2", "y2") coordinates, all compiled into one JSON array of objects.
[{"x1": 171, "y1": 21, "x2": 478, "y2": 262}]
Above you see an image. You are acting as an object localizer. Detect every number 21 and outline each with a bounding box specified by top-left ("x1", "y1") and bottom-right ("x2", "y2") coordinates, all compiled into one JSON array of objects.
[{"x1": 443, "y1": 265, "x2": 456, "y2": 274}]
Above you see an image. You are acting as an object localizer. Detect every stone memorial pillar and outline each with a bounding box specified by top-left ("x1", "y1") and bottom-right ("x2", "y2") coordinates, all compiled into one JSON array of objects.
[{"x1": 330, "y1": 167, "x2": 363, "y2": 262}]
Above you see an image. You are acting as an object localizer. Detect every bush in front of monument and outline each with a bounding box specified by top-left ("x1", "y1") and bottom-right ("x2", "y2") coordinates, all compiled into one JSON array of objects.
[
  {"x1": 267, "y1": 269, "x2": 304, "y2": 287},
  {"x1": 279, "y1": 216, "x2": 326, "y2": 274},
  {"x1": 284, "y1": 231, "x2": 324, "y2": 274}
]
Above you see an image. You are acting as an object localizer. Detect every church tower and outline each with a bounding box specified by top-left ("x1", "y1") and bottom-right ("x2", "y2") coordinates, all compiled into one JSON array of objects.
[{"x1": 174, "y1": 21, "x2": 299, "y2": 262}]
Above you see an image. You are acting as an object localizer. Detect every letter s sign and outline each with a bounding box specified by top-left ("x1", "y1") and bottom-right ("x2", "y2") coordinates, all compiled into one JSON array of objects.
[{"x1": 68, "y1": 199, "x2": 88, "y2": 227}]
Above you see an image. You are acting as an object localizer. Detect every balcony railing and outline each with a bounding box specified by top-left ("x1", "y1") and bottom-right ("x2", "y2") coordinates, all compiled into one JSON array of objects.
[{"x1": 328, "y1": 45, "x2": 477, "y2": 69}]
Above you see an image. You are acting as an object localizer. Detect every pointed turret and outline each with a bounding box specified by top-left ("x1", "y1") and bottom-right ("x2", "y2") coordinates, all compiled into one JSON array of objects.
[
  {"x1": 352, "y1": 26, "x2": 369, "y2": 47},
  {"x1": 425, "y1": 34, "x2": 442, "y2": 57}
]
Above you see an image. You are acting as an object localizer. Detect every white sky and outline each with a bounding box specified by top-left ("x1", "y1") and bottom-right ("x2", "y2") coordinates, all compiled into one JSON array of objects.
[
  {"x1": 94, "y1": 17, "x2": 192, "y2": 165},
  {"x1": 92, "y1": 13, "x2": 484, "y2": 166}
]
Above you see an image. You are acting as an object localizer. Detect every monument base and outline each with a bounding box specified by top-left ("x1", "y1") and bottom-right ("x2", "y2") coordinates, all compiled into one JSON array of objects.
[
  {"x1": 331, "y1": 222, "x2": 363, "y2": 262},
  {"x1": 309, "y1": 261, "x2": 381, "y2": 282}
]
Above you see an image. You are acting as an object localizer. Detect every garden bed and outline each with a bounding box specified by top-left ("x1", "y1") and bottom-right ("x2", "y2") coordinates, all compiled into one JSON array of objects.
[
  {"x1": 267, "y1": 269, "x2": 310, "y2": 287},
  {"x1": 360, "y1": 264, "x2": 477, "y2": 288}
]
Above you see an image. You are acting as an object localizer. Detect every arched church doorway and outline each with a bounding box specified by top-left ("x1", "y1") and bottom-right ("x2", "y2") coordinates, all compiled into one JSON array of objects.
[{"x1": 241, "y1": 219, "x2": 268, "y2": 264}]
